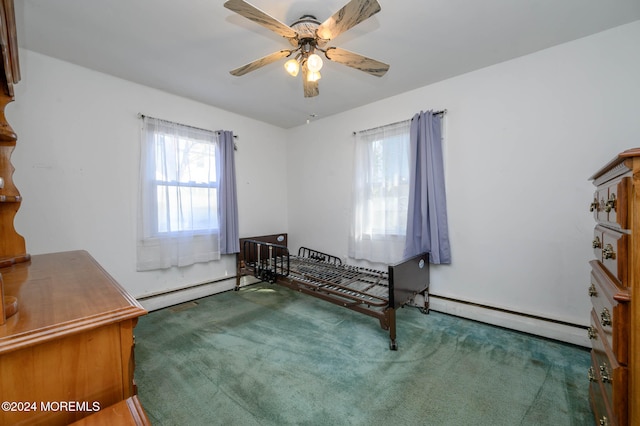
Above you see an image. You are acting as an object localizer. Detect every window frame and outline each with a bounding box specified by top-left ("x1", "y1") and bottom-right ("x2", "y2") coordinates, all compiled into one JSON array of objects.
[{"x1": 144, "y1": 120, "x2": 220, "y2": 238}]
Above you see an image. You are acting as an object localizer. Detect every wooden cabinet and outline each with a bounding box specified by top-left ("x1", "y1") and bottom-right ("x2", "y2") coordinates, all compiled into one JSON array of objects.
[
  {"x1": 0, "y1": 3, "x2": 148, "y2": 424},
  {"x1": 0, "y1": 0, "x2": 28, "y2": 325},
  {"x1": 0, "y1": 0, "x2": 26, "y2": 266},
  {"x1": 588, "y1": 148, "x2": 640, "y2": 425},
  {"x1": 0, "y1": 251, "x2": 147, "y2": 425}
]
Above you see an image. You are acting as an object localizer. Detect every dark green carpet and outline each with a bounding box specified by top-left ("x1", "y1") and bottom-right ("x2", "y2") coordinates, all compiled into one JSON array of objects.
[{"x1": 134, "y1": 283, "x2": 594, "y2": 426}]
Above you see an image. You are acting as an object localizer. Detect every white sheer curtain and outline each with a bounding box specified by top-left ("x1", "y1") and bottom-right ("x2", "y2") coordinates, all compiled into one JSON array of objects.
[
  {"x1": 349, "y1": 120, "x2": 411, "y2": 264},
  {"x1": 137, "y1": 117, "x2": 222, "y2": 271}
]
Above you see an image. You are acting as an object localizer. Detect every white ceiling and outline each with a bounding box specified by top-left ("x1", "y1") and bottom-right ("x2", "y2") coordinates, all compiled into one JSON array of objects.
[{"x1": 14, "y1": 0, "x2": 640, "y2": 128}]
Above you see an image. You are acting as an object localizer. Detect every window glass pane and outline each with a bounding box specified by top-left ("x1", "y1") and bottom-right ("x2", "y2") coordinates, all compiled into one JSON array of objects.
[
  {"x1": 156, "y1": 185, "x2": 218, "y2": 233},
  {"x1": 154, "y1": 135, "x2": 217, "y2": 184},
  {"x1": 152, "y1": 130, "x2": 219, "y2": 235},
  {"x1": 368, "y1": 134, "x2": 409, "y2": 236}
]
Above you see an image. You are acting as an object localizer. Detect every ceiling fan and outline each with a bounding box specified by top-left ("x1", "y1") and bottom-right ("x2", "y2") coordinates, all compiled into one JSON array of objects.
[{"x1": 223, "y1": 0, "x2": 390, "y2": 98}]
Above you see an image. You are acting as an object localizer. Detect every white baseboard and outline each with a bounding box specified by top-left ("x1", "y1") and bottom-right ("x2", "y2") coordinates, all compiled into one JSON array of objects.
[
  {"x1": 137, "y1": 276, "x2": 252, "y2": 312},
  {"x1": 429, "y1": 295, "x2": 591, "y2": 348},
  {"x1": 137, "y1": 279, "x2": 591, "y2": 348}
]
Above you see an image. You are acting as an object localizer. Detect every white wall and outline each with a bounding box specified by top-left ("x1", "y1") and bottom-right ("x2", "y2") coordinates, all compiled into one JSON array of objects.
[
  {"x1": 286, "y1": 21, "x2": 640, "y2": 343},
  {"x1": 6, "y1": 21, "x2": 640, "y2": 343},
  {"x1": 8, "y1": 49, "x2": 289, "y2": 304}
]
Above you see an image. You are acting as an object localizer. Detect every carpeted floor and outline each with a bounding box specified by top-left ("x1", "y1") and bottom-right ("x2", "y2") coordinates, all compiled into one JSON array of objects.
[{"x1": 134, "y1": 283, "x2": 594, "y2": 426}]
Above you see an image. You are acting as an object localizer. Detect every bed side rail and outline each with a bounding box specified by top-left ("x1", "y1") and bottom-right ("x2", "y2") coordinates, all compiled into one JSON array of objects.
[
  {"x1": 298, "y1": 247, "x2": 342, "y2": 265},
  {"x1": 242, "y1": 239, "x2": 290, "y2": 283}
]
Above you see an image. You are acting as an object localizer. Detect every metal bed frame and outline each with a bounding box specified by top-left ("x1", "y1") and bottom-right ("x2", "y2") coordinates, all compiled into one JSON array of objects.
[{"x1": 235, "y1": 234, "x2": 429, "y2": 350}]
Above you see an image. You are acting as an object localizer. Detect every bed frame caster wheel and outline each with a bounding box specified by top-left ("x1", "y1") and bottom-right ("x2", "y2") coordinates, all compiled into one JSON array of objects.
[
  {"x1": 420, "y1": 308, "x2": 429, "y2": 314},
  {"x1": 234, "y1": 286, "x2": 240, "y2": 292},
  {"x1": 389, "y1": 341, "x2": 398, "y2": 351}
]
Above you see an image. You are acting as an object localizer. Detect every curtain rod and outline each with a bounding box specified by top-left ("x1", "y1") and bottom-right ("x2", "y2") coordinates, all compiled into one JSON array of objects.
[
  {"x1": 137, "y1": 113, "x2": 238, "y2": 139},
  {"x1": 353, "y1": 109, "x2": 447, "y2": 135}
]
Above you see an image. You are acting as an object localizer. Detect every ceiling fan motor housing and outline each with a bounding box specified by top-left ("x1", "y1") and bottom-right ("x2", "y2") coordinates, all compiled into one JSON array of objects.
[{"x1": 289, "y1": 15, "x2": 321, "y2": 48}]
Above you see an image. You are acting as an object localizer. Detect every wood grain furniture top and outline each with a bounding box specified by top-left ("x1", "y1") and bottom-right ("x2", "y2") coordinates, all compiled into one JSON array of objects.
[{"x1": 0, "y1": 250, "x2": 146, "y2": 354}]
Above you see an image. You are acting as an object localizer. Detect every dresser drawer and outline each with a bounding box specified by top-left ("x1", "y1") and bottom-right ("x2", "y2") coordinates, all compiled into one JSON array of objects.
[
  {"x1": 589, "y1": 260, "x2": 630, "y2": 365},
  {"x1": 591, "y1": 177, "x2": 629, "y2": 230},
  {"x1": 591, "y1": 187, "x2": 609, "y2": 224},
  {"x1": 591, "y1": 329, "x2": 628, "y2": 426},
  {"x1": 594, "y1": 225, "x2": 628, "y2": 287},
  {"x1": 589, "y1": 352, "x2": 614, "y2": 426},
  {"x1": 604, "y1": 177, "x2": 629, "y2": 230},
  {"x1": 589, "y1": 308, "x2": 628, "y2": 367}
]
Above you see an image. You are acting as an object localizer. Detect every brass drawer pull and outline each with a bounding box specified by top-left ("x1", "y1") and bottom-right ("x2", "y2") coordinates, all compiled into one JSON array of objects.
[
  {"x1": 592, "y1": 236, "x2": 601, "y2": 249},
  {"x1": 588, "y1": 366, "x2": 597, "y2": 382},
  {"x1": 588, "y1": 283, "x2": 598, "y2": 297},
  {"x1": 599, "y1": 363, "x2": 612, "y2": 383},
  {"x1": 602, "y1": 244, "x2": 616, "y2": 260},
  {"x1": 590, "y1": 198, "x2": 599, "y2": 212},
  {"x1": 604, "y1": 194, "x2": 616, "y2": 213},
  {"x1": 599, "y1": 416, "x2": 609, "y2": 426},
  {"x1": 600, "y1": 308, "x2": 612, "y2": 327},
  {"x1": 587, "y1": 326, "x2": 597, "y2": 340}
]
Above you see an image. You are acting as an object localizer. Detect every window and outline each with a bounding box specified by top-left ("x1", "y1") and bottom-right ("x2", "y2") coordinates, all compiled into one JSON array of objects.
[
  {"x1": 137, "y1": 116, "x2": 238, "y2": 271},
  {"x1": 349, "y1": 120, "x2": 411, "y2": 264},
  {"x1": 152, "y1": 131, "x2": 219, "y2": 235}
]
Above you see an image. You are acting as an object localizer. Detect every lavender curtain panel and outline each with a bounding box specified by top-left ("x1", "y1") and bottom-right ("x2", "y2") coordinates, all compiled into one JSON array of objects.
[
  {"x1": 404, "y1": 111, "x2": 451, "y2": 264},
  {"x1": 217, "y1": 130, "x2": 240, "y2": 254}
]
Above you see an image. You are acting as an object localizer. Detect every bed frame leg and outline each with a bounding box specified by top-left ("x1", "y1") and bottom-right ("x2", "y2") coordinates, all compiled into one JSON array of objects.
[
  {"x1": 234, "y1": 255, "x2": 242, "y2": 291},
  {"x1": 420, "y1": 289, "x2": 430, "y2": 314},
  {"x1": 388, "y1": 308, "x2": 398, "y2": 351}
]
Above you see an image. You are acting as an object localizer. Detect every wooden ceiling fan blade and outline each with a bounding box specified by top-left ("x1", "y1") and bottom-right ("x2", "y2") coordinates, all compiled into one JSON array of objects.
[
  {"x1": 316, "y1": 0, "x2": 381, "y2": 42},
  {"x1": 325, "y1": 47, "x2": 389, "y2": 77},
  {"x1": 230, "y1": 50, "x2": 292, "y2": 76},
  {"x1": 224, "y1": 0, "x2": 298, "y2": 39},
  {"x1": 302, "y1": 66, "x2": 319, "y2": 98}
]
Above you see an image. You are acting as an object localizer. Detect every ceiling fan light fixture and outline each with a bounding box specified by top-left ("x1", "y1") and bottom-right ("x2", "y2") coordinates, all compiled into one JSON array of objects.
[
  {"x1": 284, "y1": 58, "x2": 300, "y2": 76},
  {"x1": 306, "y1": 53, "x2": 323, "y2": 72},
  {"x1": 307, "y1": 70, "x2": 321, "y2": 82}
]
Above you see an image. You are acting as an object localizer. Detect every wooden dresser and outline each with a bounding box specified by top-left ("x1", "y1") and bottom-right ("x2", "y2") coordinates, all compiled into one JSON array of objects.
[
  {"x1": 0, "y1": 2, "x2": 149, "y2": 424},
  {"x1": 0, "y1": 251, "x2": 147, "y2": 425},
  {"x1": 588, "y1": 148, "x2": 640, "y2": 426}
]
